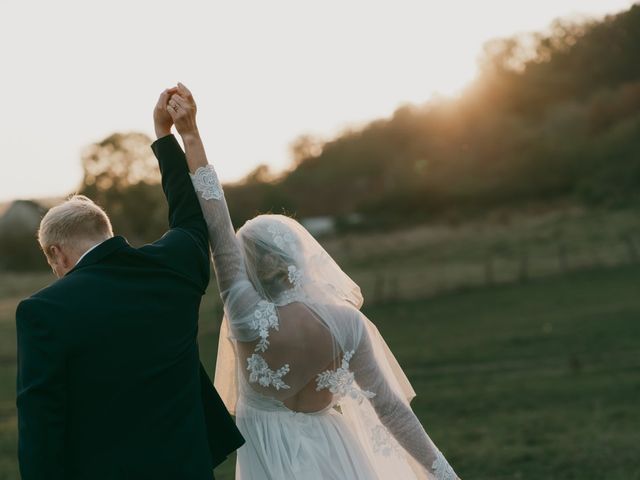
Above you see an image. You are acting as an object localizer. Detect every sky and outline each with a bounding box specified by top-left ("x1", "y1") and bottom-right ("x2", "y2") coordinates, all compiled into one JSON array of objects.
[{"x1": 0, "y1": 0, "x2": 636, "y2": 202}]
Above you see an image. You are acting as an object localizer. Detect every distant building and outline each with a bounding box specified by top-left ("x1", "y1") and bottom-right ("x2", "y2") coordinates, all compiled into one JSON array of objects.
[
  {"x1": 0, "y1": 200, "x2": 47, "y2": 237},
  {"x1": 301, "y1": 216, "x2": 336, "y2": 237},
  {"x1": 300, "y1": 213, "x2": 365, "y2": 237},
  {"x1": 0, "y1": 199, "x2": 55, "y2": 270},
  {"x1": 0, "y1": 200, "x2": 47, "y2": 270}
]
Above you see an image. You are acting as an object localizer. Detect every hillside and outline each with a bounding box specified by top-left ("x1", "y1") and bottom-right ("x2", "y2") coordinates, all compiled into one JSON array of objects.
[
  {"x1": 3, "y1": 6, "x2": 640, "y2": 271},
  {"x1": 224, "y1": 5, "x2": 640, "y2": 227}
]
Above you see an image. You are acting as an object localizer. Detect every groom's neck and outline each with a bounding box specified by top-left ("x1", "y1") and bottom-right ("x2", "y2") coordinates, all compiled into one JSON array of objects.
[{"x1": 73, "y1": 235, "x2": 112, "y2": 265}]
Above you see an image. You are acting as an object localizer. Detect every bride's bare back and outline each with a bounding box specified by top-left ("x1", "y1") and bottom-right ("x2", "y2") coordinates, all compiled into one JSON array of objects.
[{"x1": 237, "y1": 302, "x2": 339, "y2": 413}]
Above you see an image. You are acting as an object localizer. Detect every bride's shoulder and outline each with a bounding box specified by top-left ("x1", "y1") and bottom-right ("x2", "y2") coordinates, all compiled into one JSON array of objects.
[
  {"x1": 311, "y1": 301, "x2": 361, "y2": 320},
  {"x1": 312, "y1": 302, "x2": 367, "y2": 344}
]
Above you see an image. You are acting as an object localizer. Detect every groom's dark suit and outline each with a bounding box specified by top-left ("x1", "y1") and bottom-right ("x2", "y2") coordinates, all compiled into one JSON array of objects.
[{"x1": 16, "y1": 135, "x2": 244, "y2": 480}]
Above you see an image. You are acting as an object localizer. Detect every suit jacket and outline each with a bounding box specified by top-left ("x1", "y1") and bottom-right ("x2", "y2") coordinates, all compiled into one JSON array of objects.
[{"x1": 16, "y1": 134, "x2": 244, "y2": 480}]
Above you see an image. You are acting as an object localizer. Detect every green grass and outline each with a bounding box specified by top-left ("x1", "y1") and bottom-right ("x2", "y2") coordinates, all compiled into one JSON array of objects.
[
  {"x1": 374, "y1": 268, "x2": 640, "y2": 480},
  {"x1": 323, "y1": 207, "x2": 640, "y2": 303},
  {"x1": 1, "y1": 264, "x2": 639, "y2": 479},
  {"x1": 200, "y1": 265, "x2": 640, "y2": 480}
]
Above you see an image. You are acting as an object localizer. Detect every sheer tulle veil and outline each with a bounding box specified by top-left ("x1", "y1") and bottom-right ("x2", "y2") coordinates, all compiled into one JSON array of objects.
[
  {"x1": 212, "y1": 214, "x2": 442, "y2": 479},
  {"x1": 214, "y1": 214, "x2": 415, "y2": 412}
]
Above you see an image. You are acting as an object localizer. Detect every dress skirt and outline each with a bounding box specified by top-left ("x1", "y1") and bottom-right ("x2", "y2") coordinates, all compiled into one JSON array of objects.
[{"x1": 235, "y1": 400, "x2": 379, "y2": 480}]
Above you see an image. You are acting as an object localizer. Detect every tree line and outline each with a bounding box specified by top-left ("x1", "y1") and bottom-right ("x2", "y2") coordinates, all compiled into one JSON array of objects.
[{"x1": 2, "y1": 4, "x2": 639, "y2": 270}]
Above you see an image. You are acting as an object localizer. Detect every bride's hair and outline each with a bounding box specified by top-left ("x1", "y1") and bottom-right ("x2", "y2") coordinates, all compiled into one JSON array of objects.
[
  {"x1": 38, "y1": 194, "x2": 113, "y2": 256},
  {"x1": 235, "y1": 213, "x2": 363, "y2": 308},
  {"x1": 236, "y1": 215, "x2": 301, "y2": 299}
]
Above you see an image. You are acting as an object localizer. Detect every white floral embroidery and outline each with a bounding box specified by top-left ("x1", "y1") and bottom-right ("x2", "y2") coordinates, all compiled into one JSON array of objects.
[
  {"x1": 245, "y1": 296, "x2": 292, "y2": 391},
  {"x1": 277, "y1": 287, "x2": 305, "y2": 305},
  {"x1": 316, "y1": 350, "x2": 375, "y2": 403},
  {"x1": 287, "y1": 265, "x2": 304, "y2": 289},
  {"x1": 190, "y1": 165, "x2": 223, "y2": 201},
  {"x1": 250, "y1": 300, "x2": 279, "y2": 352},
  {"x1": 267, "y1": 223, "x2": 297, "y2": 253},
  {"x1": 371, "y1": 425, "x2": 402, "y2": 457},
  {"x1": 246, "y1": 354, "x2": 291, "y2": 390},
  {"x1": 432, "y1": 450, "x2": 457, "y2": 480}
]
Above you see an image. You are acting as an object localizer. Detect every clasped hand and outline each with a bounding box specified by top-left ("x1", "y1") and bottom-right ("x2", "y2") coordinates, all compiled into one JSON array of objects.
[{"x1": 153, "y1": 82, "x2": 198, "y2": 139}]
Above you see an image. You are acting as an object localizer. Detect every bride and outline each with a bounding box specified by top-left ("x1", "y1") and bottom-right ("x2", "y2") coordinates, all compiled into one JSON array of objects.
[{"x1": 165, "y1": 84, "x2": 460, "y2": 480}]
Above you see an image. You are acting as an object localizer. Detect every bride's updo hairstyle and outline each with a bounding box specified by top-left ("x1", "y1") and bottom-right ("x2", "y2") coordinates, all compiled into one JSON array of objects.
[
  {"x1": 235, "y1": 213, "x2": 363, "y2": 309},
  {"x1": 236, "y1": 215, "x2": 302, "y2": 300}
]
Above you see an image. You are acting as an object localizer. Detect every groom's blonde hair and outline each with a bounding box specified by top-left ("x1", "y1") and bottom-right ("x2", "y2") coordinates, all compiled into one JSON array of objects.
[{"x1": 38, "y1": 194, "x2": 113, "y2": 253}]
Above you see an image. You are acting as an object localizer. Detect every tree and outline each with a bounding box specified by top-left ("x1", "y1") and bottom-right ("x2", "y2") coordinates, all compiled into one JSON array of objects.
[
  {"x1": 81, "y1": 132, "x2": 160, "y2": 191},
  {"x1": 79, "y1": 132, "x2": 168, "y2": 244},
  {"x1": 289, "y1": 134, "x2": 323, "y2": 166}
]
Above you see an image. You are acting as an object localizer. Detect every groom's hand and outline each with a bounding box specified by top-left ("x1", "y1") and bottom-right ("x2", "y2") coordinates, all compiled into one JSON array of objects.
[
  {"x1": 167, "y1": 83, "x2": 199, "y2": 140},
  {"x1": 154, "y1": 87, "x2": 178, "y2": 138}
]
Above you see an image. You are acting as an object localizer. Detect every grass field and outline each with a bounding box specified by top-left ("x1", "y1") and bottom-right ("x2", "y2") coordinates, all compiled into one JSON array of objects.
[
  {"x1": 325, "y1": 207, "x2": 640, "y2": 304},
  {"x1": 202, "y1": 264, "x2": 640, "y2": 479},
  {"x1": 1, "y1": 262, "x2": 639, "y2": 478}
]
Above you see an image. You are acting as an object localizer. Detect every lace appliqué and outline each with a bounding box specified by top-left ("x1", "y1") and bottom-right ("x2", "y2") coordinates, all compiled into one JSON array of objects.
[
  {"x1": 250, "y1": 300, "x2": 279, "y2": 352},
  {"x1": 246, "y1": 354, "x2": 291, "y2": 390},
  {"x1": 268, "y1": 221, "x2": 307, "y2": 296},
  {"x1": 432, "y1": 450, "x2": 457, "y2": 480},
  {"x1": 267, "y1": 223, "x2": 297, "y2": 253},
  {"x1": 371, "y1": 424, "x2": 402, "y2": 457},
  {"x1": 277, "y1": 287, "x2": 305, "y2": 305},
  {"x1": 287, "y1": 265, "x2": 304, "y2": 289},
  {"x1": 267, "y1": 223, "x2": 298, "y2": 258},
  {"x1": 246, "y1": 301, "x2": 291, "y2": 390},
  {"x1": 190, "y1": 165, "x2": 223, "y2": 201},
  {"x1": 316, "y1": 350, "x2": 375, "y2": 404}
]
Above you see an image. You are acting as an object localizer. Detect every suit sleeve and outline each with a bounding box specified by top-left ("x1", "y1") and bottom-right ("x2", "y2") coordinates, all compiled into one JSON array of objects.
[
  {"x1": 148, "y1": 134, "x2": 210, "y2": 288},
  {"x1": 16, "y1": 299, "x2": 67, "y2": 480}
]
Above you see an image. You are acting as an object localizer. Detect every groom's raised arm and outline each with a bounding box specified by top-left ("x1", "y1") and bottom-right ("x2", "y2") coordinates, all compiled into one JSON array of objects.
[
  {"x1": 151, "y1": 133, "x2": 206, "y2": 233},
  {"x1": 143, "y1": 89, "x2": 210, "y2": 288}
]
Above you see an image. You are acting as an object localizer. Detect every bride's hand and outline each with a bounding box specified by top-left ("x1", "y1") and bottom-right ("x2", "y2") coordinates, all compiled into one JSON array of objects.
[
  {"x1": 167, "y1": 83, "x2": 199, "y2": 140},
  {"x1": 153, "y1": 87, "x2": 178, "y2": 138}
]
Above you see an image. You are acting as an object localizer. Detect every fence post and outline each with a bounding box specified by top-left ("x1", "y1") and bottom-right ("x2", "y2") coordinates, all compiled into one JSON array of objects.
[{"x1": 518, "y1": 240, "x2": 529, "y2": 282}]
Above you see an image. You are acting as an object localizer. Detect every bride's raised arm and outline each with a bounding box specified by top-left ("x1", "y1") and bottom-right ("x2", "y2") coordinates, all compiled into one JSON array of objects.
[{"x1": 166, "y1": 84, "x2": 262, "y2": 341}]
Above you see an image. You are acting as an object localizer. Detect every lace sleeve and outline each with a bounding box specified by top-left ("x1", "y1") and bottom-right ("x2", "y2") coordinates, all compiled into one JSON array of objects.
[
  {"x1": 350, "y1": 316, "x2": 460, "y2": 480},
  {"x1": 190, "y1": 165, "x2": 263, "y2": 341}
]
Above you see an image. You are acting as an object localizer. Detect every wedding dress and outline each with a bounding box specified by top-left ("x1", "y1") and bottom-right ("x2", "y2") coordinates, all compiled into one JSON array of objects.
[{"x1": 190, "y1": 164, "x2": 459, "y2": 480}]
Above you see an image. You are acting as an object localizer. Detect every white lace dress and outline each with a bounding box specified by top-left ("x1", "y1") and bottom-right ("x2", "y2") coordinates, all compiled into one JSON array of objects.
[{"x1": 190, "y1": 164, "x2": 460, "y2": 480}]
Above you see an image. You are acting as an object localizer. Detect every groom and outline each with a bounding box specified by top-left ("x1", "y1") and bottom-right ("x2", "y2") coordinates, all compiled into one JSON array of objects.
[{"x1": 15, "y1": 88, "x2": 244, "y2": 479}]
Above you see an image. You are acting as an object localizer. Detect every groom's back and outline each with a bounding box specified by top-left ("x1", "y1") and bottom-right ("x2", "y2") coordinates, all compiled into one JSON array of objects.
[
  {"x1": 25, "y1": 238, "x2": 213, "y2": 479},
  {"x1": 16, "y1": 135, "x2": 245, "y2": 480}
]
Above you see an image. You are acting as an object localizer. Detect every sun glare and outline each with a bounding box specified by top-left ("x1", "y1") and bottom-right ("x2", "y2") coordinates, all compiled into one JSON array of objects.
[{"x1": 0, "y1": 0, "x2": 635, "y2": 201}]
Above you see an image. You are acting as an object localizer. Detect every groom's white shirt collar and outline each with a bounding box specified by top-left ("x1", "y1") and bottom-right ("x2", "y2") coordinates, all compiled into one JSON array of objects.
[{"x1": 74, "y1": 240, "x2": 106, "y2": 266}]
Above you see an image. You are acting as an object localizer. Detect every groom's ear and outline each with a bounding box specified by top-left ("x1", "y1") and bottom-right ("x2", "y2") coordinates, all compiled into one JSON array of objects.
[
  {"x1": 45, "y1": 244, "x2": 76, "y2": 277},
  {"x1": 43, "y1": 244, "x2": 60, "y2": 276},
  {"x1": 46, "y1": 245, "x2": 59, "y2": 263},
  {"x1": 44, "y1": 244, "x2": 57, "y2": 261}
]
